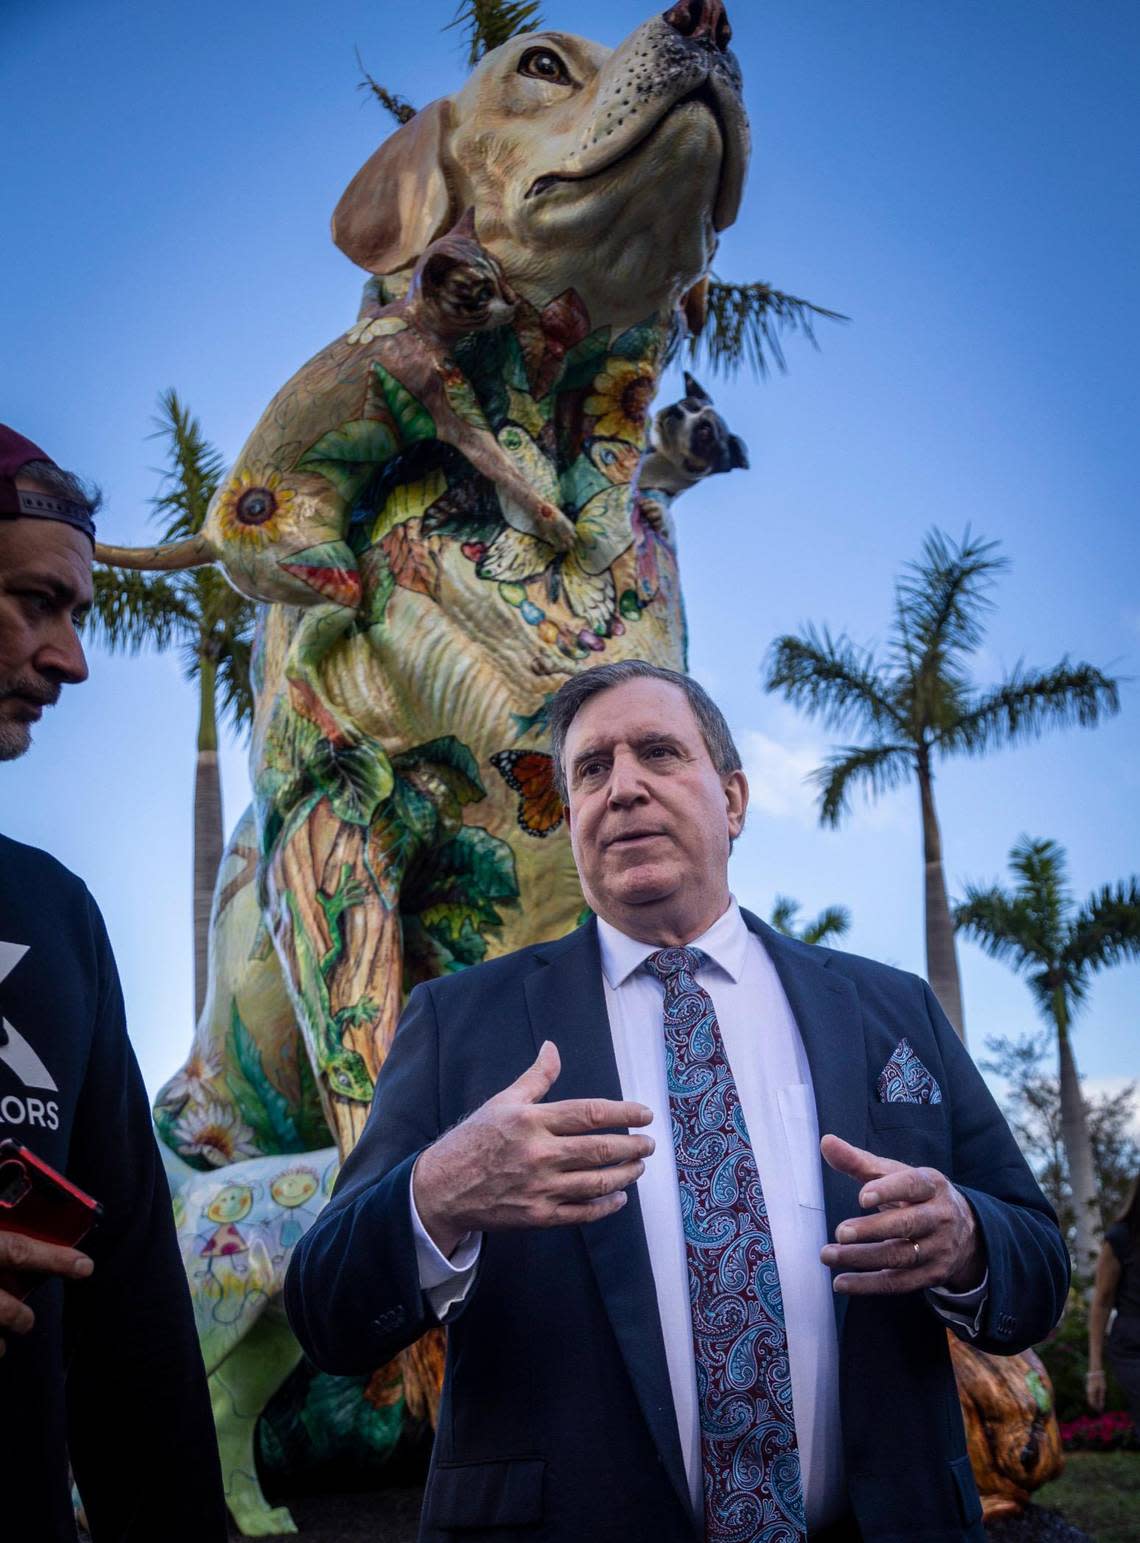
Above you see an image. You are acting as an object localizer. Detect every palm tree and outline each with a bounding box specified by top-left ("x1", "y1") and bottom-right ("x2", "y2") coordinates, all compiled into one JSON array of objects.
[
  {"x1": 87, "y1": 392, "x2": 257, "y2": 1019},
  {"x1": 765, "y1": 529, "x2": 1120, "y2": 1041},
  {"x1": 769, "y1": 895, "x2": 851, "y2": 946},
  {"x1": 955, "y1": 838, "x2": 1140, "y2": 1275},
  {"x1": 355, "y1": 1, "x2": 843, "y2": 380}
]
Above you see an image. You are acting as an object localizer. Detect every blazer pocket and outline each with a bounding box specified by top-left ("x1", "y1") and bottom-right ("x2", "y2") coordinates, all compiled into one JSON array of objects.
[
  {"x1": 424, "y1": 1457, "x2": 545, "y2": 1530},
  {"x1": 870, "y1": 1101, "x2": 946, "y2": 1131}
]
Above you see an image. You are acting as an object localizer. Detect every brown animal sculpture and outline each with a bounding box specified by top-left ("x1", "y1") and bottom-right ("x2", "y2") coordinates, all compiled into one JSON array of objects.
[{"x1": 949, "y1": 1333, "x2": 1063, "y2": 1519}]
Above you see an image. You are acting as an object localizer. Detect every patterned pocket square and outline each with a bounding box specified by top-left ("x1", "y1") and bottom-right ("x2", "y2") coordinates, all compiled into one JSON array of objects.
[{"x1": 877, "y1": 1037, "x2": 942, "y2": 1104}]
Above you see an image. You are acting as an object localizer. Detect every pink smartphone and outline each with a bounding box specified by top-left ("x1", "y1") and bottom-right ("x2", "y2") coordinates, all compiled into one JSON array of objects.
[{"x1": 0, "y1": 1140, "x2": 101, "y2": 1300}]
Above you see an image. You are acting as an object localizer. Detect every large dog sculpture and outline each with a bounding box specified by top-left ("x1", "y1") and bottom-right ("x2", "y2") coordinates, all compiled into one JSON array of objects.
[
  {"x1": 101, "y1": 3, "x2": 750, "y2": 1162},
  {"x1": 96, "y1": 0, "x2": 750, "y2": 1475}
]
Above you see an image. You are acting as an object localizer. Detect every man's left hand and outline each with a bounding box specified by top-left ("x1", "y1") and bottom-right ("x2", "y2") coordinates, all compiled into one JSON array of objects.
[{"x1": 819, "y1": 1134, "x2": 985, "y2": 1295}]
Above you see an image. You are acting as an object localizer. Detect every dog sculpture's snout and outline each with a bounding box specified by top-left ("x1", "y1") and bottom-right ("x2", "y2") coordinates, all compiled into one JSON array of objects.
[{"x1": 662, "y1": 0, "x2": 732, "y2": 51}]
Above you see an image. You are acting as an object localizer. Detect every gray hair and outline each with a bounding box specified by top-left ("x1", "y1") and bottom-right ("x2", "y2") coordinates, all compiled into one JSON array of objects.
[{"x1": 547, "y1": 660, "x2": 742, "y2": 800}]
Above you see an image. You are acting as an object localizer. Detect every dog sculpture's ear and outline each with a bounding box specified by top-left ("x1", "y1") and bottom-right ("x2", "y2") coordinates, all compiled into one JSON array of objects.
[
  {"x1": 332, "y1": 98, "x2": 456, "y2": 275},
  {"x1": 682, "y1": 372, "x2": 713, "y2": 406},
  {"x1": 728, "y1": 434, "x2": 749, "y2": 471}
]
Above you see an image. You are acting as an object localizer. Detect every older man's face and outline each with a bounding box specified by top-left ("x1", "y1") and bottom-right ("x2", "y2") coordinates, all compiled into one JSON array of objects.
[
  {"x1": 0, "y1": 511, "x2": 92, "y2": 761},
  {"x1": 562, "y1": 678, "x2": 748, "y2": 945}
]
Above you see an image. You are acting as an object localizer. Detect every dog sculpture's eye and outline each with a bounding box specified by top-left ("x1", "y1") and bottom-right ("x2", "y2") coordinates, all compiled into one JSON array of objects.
[
  {"x1": 236, "y1": 487, "x2": 277, "y2": 526},
  {"x1": 518, "y1": 47, "x2": 570, "y2": 85}
]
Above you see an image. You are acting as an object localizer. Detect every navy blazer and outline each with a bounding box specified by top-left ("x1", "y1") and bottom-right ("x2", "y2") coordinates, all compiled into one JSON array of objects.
[{"x1": 285, "y1": 913, "x2": 1069, "y2": 1542}]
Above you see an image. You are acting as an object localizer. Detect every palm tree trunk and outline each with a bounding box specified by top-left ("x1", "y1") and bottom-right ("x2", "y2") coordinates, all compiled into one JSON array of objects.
[
  {"x1": 193, "y1": 655, "x2": 224, "y2": 1023},
  {"x1": 1054, "y1": 991, "x2": 1101, "y2": 1281},
  {"x1": 917, "y1": 755, "x2": 966, "y2": 1041}
]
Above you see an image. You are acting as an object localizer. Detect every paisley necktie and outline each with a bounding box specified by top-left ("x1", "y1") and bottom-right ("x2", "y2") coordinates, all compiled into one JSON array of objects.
[{"x1": 645, "y1": 946, "x2": 806, "y2": 1543}]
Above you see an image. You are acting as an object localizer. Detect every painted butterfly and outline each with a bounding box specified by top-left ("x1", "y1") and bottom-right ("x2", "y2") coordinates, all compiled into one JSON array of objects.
[{"x1": 491, "y1": 749, "x2": 564, "y2": 838}]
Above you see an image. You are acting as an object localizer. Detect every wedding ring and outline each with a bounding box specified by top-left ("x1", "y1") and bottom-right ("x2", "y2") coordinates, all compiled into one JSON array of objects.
[{"x1": 912, "y1": 1242, "x2": 921, "y2": 1265}]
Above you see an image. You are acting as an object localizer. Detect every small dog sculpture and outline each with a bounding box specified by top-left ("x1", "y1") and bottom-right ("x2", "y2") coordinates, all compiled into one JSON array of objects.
[
  {"x1": 641, "y1": 370, "x2": 749, "y2": 496},
  {"x1": 636, "y1": 370, "x2": 749, "y2": 536}
]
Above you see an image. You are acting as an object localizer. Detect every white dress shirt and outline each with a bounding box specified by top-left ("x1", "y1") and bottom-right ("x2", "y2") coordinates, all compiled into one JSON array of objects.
[{"x1": 410, "y1": 900, "x2": 987, "y2": 1533}]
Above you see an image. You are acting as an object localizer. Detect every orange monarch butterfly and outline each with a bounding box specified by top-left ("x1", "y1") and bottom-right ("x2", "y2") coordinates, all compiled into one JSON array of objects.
[{"x1": 491, "y1": 749, "x2": 564, "y2": 838}]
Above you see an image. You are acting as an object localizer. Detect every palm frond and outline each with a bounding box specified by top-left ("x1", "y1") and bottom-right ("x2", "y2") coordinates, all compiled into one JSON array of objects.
[
  {"x1": 801, "y1": 905, "x2": 851, "y2": 946},
  {"x1": 688, "y1": 278, "x2": 847, "y2": 381},
  {"x1": 447, "y1": 0, "x2": 542, "y2": 66},
  {"x1": 149, "y1": 388, "x2": 226, "y2": 540},
  {"x1": 86, "y1": 567, "x2": 195, "y2": 653},
  {"x1": 765, "y1": 627, "x2": 903, "y2": 735},
  {"x1": 355, "y1": 48, "x2": 416, "y2": 124},
  {"x1": 940, "y1": 661, "x2": 1120, "y2": 755},
  {"x1": 891, "y1": 527, "x2": 1007, "y2": 671},
  {"x1": 953, "y1": 884, "x2": 1048, "y2": 970},
  {"x1": 1066, "y1": 879, "x2": 1140, "y2": 975},
  {"x1": 813, "y1": 742, "x2": 912, "y2": 828},
  {"x1": 769, "y1": 896, "x2": 801, "y2": 936},
  {"x1": 217, "y1": 635, "x2": 256, "y2": 736}
]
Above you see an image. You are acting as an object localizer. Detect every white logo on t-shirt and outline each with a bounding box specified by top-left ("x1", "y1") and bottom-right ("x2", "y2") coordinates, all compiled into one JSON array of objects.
[{"x1": 0, "y1": 942, "x2": 60, "y2": 1130}]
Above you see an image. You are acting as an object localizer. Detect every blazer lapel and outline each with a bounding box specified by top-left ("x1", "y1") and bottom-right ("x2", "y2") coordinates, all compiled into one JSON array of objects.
[
  {"x1": 524, "y1": 922, "x2": 696, "y2": 1532},
  {"x1": 742, "y1": 912, "x2": 868, "y2": 1340}
]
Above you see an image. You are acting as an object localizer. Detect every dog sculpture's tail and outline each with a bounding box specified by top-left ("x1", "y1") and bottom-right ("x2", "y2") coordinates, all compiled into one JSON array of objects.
[{"x1": 95, "y1": 535, "x2": 214, "y2": 570}]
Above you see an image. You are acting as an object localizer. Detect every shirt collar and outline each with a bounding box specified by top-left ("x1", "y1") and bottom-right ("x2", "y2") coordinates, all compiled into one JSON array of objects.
[{"x1": 596, "y1": 898, "x2": 749, "y2": 989}]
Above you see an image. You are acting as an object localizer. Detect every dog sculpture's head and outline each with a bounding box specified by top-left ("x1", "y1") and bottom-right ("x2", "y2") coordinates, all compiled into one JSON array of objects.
[
  {"x1": 649, "y1": 371, "x2": 748, "y2": 490},
  {"x1": 334, "y1": 2, "x2": 750, "y2": 329}
]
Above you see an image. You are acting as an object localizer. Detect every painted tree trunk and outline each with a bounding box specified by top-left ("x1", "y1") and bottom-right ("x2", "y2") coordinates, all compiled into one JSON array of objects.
[
  {"x1": 1055, "y1": 1000, "x2": 1101, "y2": 1280},
  {"x1": 918, "y1": 759, "x2": 965, "y2": 1041},
  {"x1": 194, "y1": 655, "x2": 224, "y2": 1023}
]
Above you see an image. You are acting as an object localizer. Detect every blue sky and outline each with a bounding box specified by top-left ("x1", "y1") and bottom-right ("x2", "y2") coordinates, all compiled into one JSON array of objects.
[{"x1": 4, "y1": 0, "x2": 1138, "y2": 1119}]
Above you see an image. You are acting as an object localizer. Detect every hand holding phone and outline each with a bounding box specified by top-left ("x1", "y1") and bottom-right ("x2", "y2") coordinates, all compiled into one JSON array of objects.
[{"x1": 0, "y1": 1141, "x2": 100, "y2": 1352}]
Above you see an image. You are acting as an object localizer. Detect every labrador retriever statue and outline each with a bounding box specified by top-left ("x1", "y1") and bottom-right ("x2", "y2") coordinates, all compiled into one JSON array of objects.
[
  {"x1": 101, "y1": 0, "x2": 750, "y2": 1163},
  {"x1": 97, "y1": 5, "x2": 749, "y2": 1526}
]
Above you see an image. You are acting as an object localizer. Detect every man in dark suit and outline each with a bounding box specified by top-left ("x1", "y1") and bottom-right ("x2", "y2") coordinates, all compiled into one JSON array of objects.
[{"x1": 286, "y1": 660, "x2": 1068, "y2": 1543}]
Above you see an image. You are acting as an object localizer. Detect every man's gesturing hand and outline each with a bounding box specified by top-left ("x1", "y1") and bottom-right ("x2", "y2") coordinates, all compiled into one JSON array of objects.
[
  {"x1": 413, "y1": 1041, "x2": 655, "y2": 1259},
  {"x1": 0, "y1": 1233, "x2": 93, "y2": 1354},
  {"x1": 819, "y1": 1134, "x2": 985, "y2": 1296}
]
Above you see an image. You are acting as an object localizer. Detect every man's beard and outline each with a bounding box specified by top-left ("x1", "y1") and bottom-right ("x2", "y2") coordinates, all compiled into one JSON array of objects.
[
  {"x1": 0, "y1": 721, "x2": 33, "y2": 760},
  {"x1": 0, "y1": 676, "x2": 60, "y2": 760}
]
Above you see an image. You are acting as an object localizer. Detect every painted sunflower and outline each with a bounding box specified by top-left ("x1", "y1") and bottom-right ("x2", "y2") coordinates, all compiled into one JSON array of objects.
[
  {"x1": 215, "y1": 466, "x2": 295, "y2": 548},
  {"x1": 584, "y1": 358, "x2": 655, "y2": 443}
]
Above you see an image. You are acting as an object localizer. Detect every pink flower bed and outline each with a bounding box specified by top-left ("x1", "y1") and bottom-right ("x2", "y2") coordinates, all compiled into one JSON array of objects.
[{"x1": 1059, "y1": 1409, "x2": 1136, "y2": 1450}]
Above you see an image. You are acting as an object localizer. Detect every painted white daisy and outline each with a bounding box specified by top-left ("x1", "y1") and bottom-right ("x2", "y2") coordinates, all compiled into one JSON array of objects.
[{"x1": 170, "y1": 1100, "x2": 259, "y2": 1167}]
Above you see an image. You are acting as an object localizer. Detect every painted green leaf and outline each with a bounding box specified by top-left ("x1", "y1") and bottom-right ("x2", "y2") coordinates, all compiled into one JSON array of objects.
[
  {"x1": 558, "y1": 329, "x2": 612, "y2": 394},
  {"x1": 442, "y1": 370, "x2": 491, "y2": 432},
  {"x1": 297, "y1": 418, "x2": 399, "y2": 502},
  {"x1": 610, "y1": 320, "x2": 665, "y2": 363},
  {"x1": 370, "y1": 362, "x2": 435, "y2": 445},
  {"x1": 360, "y1": 546, "x2": 396, "y2": 627},
  {"x1": 393, "y1": 736, "x2": 485, "y2": 805},
  {"x1": 560, "y1": 452, "x2": 610, "y2": 513},
  {"x1": 431, "y1": 825, "x2": 520, "y2": 908},
  {"x1": 232, "y1": 1002, "x2": 300, "y2": 1153},
  {"x1": 312, "y1": 740, "x2": 395, "y2": 826}
]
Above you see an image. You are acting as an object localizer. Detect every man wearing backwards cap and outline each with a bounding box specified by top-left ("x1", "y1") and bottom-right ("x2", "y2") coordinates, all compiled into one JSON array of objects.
[{"x1": 0, "y1": 426, "x2": 226, "y2": 1540}]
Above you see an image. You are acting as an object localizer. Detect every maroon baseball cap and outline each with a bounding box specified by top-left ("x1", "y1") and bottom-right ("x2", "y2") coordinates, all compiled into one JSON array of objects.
[{"x1": 0, "y1": 424, "x2": 96, "y2": 542}]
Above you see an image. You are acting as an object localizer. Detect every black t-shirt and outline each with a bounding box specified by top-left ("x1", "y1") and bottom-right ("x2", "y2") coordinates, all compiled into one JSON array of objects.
[
  {"x1": 0, "y1": 833, "x2": 226, "y2": 1541},
  {"x1": 1107, "y1": 1220, "x2": 1140, "y2": 1317}
]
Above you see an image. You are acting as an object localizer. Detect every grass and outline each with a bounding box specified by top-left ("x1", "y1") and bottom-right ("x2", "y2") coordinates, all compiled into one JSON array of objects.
[{"x1": 1035, "y1": 1450, "x2": 1140, "y2": 1542}]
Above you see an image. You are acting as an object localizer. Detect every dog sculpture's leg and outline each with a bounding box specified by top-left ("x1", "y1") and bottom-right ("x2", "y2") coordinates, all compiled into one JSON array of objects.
[
  {"x1": 267, "y1": 798, "x2": 403, "y2": 1157},
  {"x1": 210, "y1": 1311, "x2": 303, "y2": 1537}
]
